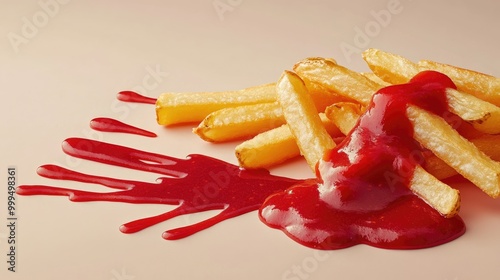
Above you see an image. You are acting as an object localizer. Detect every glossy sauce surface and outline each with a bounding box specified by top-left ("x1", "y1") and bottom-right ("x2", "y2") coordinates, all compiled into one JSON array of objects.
[
  {"x1": 259, "y1": 71, "x2": 465, "y2": 249},
  {"x1": 17, "y1": 138, "x2": 300, "y2": 239},
  {"x1": 90, "y1": 117, "x2": 157, "y2": 137},
  {"x1": 117, "y1": 91, "x2": 157, "y2": 104}
]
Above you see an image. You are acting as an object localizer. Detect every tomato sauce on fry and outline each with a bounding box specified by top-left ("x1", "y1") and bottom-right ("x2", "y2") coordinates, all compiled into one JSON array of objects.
[{"x1": 259, "y1": 71, "x2": 465, "y2": 249}]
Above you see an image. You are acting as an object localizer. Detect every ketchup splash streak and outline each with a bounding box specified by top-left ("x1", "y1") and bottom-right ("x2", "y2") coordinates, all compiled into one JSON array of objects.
[
  {"x1": 259, "y1": 71, "x2": 465, "y2": 249},
  {"x1": 17, "y1": 138, "x2": 300, "y2": 239},
  {"x1": 117, "y1": 91, "x2": 157, "y2": 104},
  {"x1": 90, "y1": 117, "x2": 157, "y2": 137}
]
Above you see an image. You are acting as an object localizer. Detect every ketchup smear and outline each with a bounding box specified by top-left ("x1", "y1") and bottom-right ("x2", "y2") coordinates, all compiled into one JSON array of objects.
[
  {"x1": 17, "y1": 72, "x2": 466, "y2": 249},
  {"x1": 117, "y1": 90, "x2": 157, "y2": 104},
  {"x1": 16, "y1": 138, "x2": 300, "y2": 240},
  {"x1": 90, "y1": 117, "x2": 157, "y2": 137},
  {"x1": 259, "y1": 71, "x2": 465, "y2": 249}
]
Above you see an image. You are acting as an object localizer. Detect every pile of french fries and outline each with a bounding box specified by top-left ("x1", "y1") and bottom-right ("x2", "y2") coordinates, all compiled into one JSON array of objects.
[{"x1": 156, "y1": 49, "x2": 500, "y2": 218}]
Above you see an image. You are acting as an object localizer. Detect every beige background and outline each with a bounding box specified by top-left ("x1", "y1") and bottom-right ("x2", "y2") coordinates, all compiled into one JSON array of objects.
[{"x1": 1, "y1": 0, "x2": 500, "y2": 279}]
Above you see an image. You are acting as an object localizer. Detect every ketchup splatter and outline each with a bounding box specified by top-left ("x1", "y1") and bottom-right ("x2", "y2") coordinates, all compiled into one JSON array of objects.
[
  {"x1": 117, "y1": 91, "x2": 157, "y2": 104},
  {"x1": 259, "y1": 71, "x2": 465, "y2": 249},
  {"x1": 17, "y1": 138, "x2": 300, "y2": 239},
  {"x1": 90, "y1": 117, "x2": 157, "y2": 137}
]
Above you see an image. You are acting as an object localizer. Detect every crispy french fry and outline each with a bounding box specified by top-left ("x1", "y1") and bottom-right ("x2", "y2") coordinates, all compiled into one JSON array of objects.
[
  {"x1": 156, "y1": 83, "x2": 276, "y2": 126},
  {"x1": 419, "y1": 60, "x2": 500, "y2": 106},
  {"x1": 407, "y1": 105, "x2": 500, "y2": 198},
  {"x1": 235, "y1": 114, "x2": 342, "y2": 169},
  {"x1": 470, "y1": 135, "x2": 500, "y2": 162},
  {"x1": 362, "y1": 48, "x2": 418, "y2": 84},
  {"x1": 276, "y1": 71, "x2": 336, "y2": 170},
  {"x1": 293, "y1": 57, "x2": 353, "y2": 112},
  {"x1": 361, "y1": 49, "x2": 500, "y2": 134},
  {"x1": 293, "y1": 57, "x2": 379, "y2": 105},
  {"x1": 409, "y1": 165, "x2": 460, "y2": 217},
  {"x1": 193, "y1": 102, "x2": 285, "y2": 142},
  {"x1": 362, "y1": 72, "x2": 392, "y2": 87},
  {"x1": 324, "y1": 102, "x2": 363, "y2": 135},
  {"x1": 446, "y1": 88, "x2": 500, "y2": 134},
  {"x1": 306, "y1": 82, "x2": 353, "y2": 112}
]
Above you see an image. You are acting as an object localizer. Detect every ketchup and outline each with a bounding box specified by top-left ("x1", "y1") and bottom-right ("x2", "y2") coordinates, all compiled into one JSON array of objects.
[
  {"x1": 259, "y1": 71, "x2": 465, "y2": 249},
  {"x1": 117, "y1": 91, "x2": 157, "y2": 104},
  {"x1": 18, "y1": 73, "x2": 466, "y2": 249},
  {"x1": 17, "y1": 138, "x2": 300, "y2": 240},
  {"x1": 90, "y1": 117, "x2": 157, "y2": 137}
]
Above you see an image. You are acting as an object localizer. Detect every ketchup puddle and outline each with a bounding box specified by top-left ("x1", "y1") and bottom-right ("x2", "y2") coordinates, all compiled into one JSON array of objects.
[{"x1": 18, "y1": 73, "x2": 466, "y2": 249}]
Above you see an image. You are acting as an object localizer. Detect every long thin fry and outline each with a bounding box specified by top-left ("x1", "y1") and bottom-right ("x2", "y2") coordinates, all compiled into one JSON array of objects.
[
  {"x1": 235, "y1": 114, "x2": 341, "y2": 169},
  {"x1": 276, "y1": 70, "x2": 336, "y2": 170},
  {"x1": 419, "y1": 60, "x2": 500, "y2": 106},
  {"x1": 362, "y1": 48, "x2": 418, "y2": 84},
  {"x1": 156, "y1": 83, "x2": 276, "y2": 126},
  {"x1": 408, "y1": 105, "x2": 500, "y2": 198},
  {"x1": 293, "y1": 57, "x2": 379, "y2": 105},
  {"x1": 193, "y1": 102, "x2": 285, "y2": 142}
]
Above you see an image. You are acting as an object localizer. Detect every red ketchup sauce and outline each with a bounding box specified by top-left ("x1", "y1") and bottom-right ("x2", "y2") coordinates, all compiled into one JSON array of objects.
[
  {"x1": 259, "y1": 71, "x2": 465, "y2": 249},
  {"x1": 90, "y1": 117, "x2": 157, "y2": 137},
  {"x1": 117, "y1": 91, "x2": 157, "y2": 104},
  {"x1": 16, "y1": 138, "x2": 300, "y2": 240}
]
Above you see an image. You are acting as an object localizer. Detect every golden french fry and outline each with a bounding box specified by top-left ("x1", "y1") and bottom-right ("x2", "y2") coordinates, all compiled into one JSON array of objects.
[
  {"x1": 293, "y1": 57, "x2": 379, "y2": 105},
  {"x1": 470, "y1": 135, "x2": 500, "y2": 162},
  {"x1": 293, "y1": 57, "x2": 353, "y2": 112},
  {"x1": 235, "y1": 114, "x2": 342, "y2": 169},
  {"x1": 156, "y1": 83, "x2": 276, "y2": 126},
  {"x1": 193, "y1": 102, "x2": 285, "y2": 142},
  {"x1": 362, "y1": 48, "x2": 418, "y2": 84},
  {"x1": 276, "y1": 70, "x2": 336, "y2": 170},
  {"x1": 361, "y1": 49, "x2": 500, "y2": 134},
  {"x1": 446, "y1": 88, "x2": 500, "y2": 134},
  {"x1": 361, "y1": 72, "x2": 392, "y2": 87},
  {"x1": 419, "y1": 60, "x2": 500, "y2": 107},
  {"x1": 409, "y1": 165, "x2": 460, "y2": 217},
  {"x1": 324, "y1": 102, "x2": 363, "y2": 135},
  {"x1": 408, "y1": 105, "x2": 500, "y2": 198}
]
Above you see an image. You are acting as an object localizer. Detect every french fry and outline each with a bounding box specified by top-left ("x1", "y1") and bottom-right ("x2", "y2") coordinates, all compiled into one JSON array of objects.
[
  {"x1": 446, "y1": 88, "x2": 500, "y2": 134},
  {"x1": 324, "y1": 102, "x2": 363, "y2": 135},
  {"x1": 419, "y1": 60, "x2": 500, "y2": 106},
  {"x1": 293, "y1": 57, "x2": 379, "y2": 105},
  {"x1": 156, "y1": 83, "x2": 276, "y2": 126},
  {"x1": 276, "y1": 70, "x2": 336, "y2": 170},
  {"x1": 235, "y1": 114, "x2": 342, "y2": 169},
  {"x1": 361, "y1": 72, "x2": 391, "y2": 87},
  {"x1": 362, "y1": 49, "x2": 500, "y2": 134},
  {"x1": 470, "y1": 135, "x2": 500, "y2": 162},
  {"x1": 193, "y1": 102, "x2": 285, "y2": 142},
  {"x1": 362, "y1": 48, "x2": 418, "y2": 84},
  {"x1": 409, "y1": 165, "x2": 460, "y2": 217},
  {"x1": 407, "y1": 105, "x2": 500, "y2": 198},
  {"x1": 306, "y1": 82, "x2": 353, "y2": 112}
]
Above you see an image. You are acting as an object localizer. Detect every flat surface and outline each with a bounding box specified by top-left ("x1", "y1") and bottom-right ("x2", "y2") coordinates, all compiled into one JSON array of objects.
[{"x1": 1, "y1": 1, "x2": 500, "y2": 279}]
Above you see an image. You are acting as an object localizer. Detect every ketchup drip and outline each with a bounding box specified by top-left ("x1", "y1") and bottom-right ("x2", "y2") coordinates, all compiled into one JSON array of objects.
[
  {"x1": 17, "y1": 138, "x2": 300, "y2": 239},
  {"x1": 90, "y1": 117, "x2": 157, "y2": 137},
  {"x1": 259, "y1": 71, "x2": 465, "y2": 249},
  {"x1": 117, "y1": 91, "x2": 157, "y2": 104}
]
